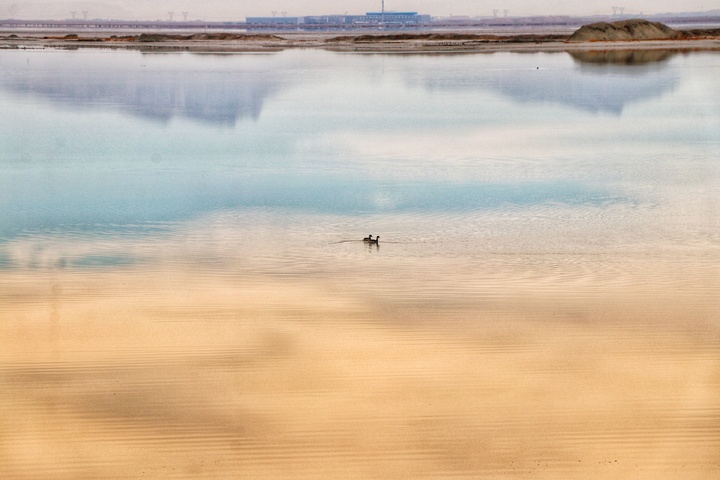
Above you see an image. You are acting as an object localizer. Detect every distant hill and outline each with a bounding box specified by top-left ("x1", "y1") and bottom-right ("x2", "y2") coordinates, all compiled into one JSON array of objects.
[
  {"x1": 569, "y1": 19, "x2": 682, "y2": 42},
  {"x1": 659, "y1": 9, "x2": 720, "y2": 17}
]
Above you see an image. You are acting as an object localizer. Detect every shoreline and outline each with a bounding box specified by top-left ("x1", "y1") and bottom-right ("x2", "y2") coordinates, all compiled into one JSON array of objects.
[{"x1": 3, "y1": 31, "x2": 720, "y2": 53}]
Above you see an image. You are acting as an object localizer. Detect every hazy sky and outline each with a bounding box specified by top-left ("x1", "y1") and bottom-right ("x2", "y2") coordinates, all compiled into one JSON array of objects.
[{"x1": 1, "y1": 0, "x2": 718, "y2": 20}]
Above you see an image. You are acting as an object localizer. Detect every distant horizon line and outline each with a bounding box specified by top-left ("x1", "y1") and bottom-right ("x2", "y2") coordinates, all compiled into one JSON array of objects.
[{"x1": 3, "y1": 9, "x2": 720, "y2": 23}]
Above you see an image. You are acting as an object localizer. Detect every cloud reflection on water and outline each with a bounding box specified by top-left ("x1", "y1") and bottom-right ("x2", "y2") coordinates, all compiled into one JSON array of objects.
[
  {"x1": 0, "y1": 51, "x2": 286, "y2": 125},
  {"x1": 405, "y1": 50, "x2": 680, "y2": 114},
  {"x1": 0, "y1": 48, "x2": 684, "y2": 127}
]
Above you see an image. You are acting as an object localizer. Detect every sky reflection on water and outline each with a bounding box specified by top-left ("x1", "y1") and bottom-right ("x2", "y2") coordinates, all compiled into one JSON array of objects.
[{"x1": 0, "y1": 48, "x2": 718, "y2": 266}]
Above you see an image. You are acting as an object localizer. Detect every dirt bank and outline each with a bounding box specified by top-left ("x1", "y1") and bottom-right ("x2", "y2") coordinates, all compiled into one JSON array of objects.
[
  {"x1": 568, "y1": 19, "x2": 720, "y2": 42},
  {"x1": 2, "y1": 24, "x2": 720, "y2": 53}
]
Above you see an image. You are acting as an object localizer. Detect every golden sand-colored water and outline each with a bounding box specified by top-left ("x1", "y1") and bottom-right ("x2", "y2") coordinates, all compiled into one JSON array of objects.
[
  {"x1": 1, "y1": 255, "x2": 718, "y2": 479},
  {"x1": 2, "y1": 43, "x2": 719, "y2": 479}
]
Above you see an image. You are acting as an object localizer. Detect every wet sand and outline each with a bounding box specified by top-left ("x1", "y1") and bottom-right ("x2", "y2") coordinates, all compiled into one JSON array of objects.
[{"x1": 1, "y1": 257, "x2": 719, "y2": 479}]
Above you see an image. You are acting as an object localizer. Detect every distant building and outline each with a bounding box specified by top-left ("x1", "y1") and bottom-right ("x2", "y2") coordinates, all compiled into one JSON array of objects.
[
  {"x1": 362, "y1": 12, "x2": 432, "y2": 24},
  {"x1": 245, "y1": 16, "x2": 305, "y2": 25},
  {"x1": 247, "y1": 12, "x2": 431, "y2": 27}
]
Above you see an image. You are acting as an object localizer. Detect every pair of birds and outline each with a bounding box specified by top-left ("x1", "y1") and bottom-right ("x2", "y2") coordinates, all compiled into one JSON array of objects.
[{"x1": 363, "y1": 234, "x2": 380, "y2": 244}]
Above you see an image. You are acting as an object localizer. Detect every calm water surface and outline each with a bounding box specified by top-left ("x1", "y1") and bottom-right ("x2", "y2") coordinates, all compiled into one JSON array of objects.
[{"x1": 1, "y1": 48, "x2": 719, "y2": 479}]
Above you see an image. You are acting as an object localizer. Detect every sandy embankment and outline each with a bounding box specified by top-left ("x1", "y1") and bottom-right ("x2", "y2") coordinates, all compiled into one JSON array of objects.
[{"x1": 2, "y1": 20, "x2": 720, "y2": 53}]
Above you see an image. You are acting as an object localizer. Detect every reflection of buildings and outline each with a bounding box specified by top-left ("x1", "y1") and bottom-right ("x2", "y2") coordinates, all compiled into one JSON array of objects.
[{"x1": 246, "y1": 12, "x2": 431, "y2": 27}]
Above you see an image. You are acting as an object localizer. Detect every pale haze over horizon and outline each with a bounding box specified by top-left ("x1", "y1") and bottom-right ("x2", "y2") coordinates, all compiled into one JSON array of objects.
[{"x1": 1, "y1": 0, "x2": 718, "y2": 20}]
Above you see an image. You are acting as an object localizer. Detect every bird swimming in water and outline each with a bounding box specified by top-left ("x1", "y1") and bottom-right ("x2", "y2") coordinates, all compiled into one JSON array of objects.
[{"x1": 363, "y1": 235, "x2": 373, "y2": 242}]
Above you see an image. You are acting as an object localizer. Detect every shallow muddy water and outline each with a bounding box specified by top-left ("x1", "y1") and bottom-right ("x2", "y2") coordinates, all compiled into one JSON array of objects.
[{"x1": 1, "y1": 48, "x2": 719, "y2": 479}]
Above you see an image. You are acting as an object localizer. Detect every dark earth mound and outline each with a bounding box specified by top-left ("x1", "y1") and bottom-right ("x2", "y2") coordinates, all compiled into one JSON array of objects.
[{"x1": 569, "y1": 19, "x2": 681, "y2": 42}]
